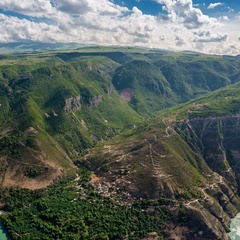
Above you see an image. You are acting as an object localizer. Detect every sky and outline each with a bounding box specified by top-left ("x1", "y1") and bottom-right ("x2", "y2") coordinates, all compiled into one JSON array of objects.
[{"x1": 0, "y1": 0, "x2": 239, "y2": 55}]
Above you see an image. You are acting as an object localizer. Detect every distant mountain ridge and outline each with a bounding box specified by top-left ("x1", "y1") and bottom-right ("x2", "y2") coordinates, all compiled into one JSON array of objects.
[{"x1": 0, "y1": 42, "x2": 96, "y2": 53}]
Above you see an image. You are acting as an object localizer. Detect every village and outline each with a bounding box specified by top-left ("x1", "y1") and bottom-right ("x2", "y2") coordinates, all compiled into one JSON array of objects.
[{"x1": 72, "y1": 166, "x2": 139, "y2": 208}]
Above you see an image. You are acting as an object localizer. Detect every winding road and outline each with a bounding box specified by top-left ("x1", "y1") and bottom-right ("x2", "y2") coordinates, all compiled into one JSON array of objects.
[{"x1": 145, "y1": 139, "x2": 173, "y2": 180}]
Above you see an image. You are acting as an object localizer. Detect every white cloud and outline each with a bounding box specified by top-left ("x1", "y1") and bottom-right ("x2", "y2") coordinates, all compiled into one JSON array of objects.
[
  {"x1": 156, "y1": 0, "x2": 219, "y2": 29},
  {"x1": 175, "y1": 35, "x2": 185, "y2": 46},
  {"x1": 55, "y1": 0, "x2": 94, "y2": 15},
  {"x1": 0, "y1": 0, "x2": 239, "y2": 55},
  {"x1": 218, "y1": 16, "x2": 229, "y2": 21},
  {"x1": 193, "y1": 30, "x2": 228, "y2": 44},
  {"x1": 0, "y1": 0, "x2": 57, "y2": 18},
  {"x1": 193, "y1": 32, "x2": 228, "y2": 43},
  {"x1": 193, "y1": 30, "x2": 211, "y2": 37},
  {"x1": 0, "y1": 14, "x2": 62, "y2": 42},
  {"x1": 159, "y1": 35, "x2": 165, "y2": 41},
  {"x1": 208, "y1": 2, "x2": 223, "y2": 9},
  {"x1": 55, "y1": 0, "x2": 129, "y2": 16}
]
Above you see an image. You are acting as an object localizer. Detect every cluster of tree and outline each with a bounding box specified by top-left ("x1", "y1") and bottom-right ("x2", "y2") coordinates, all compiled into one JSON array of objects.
[
  {"x1": 0, "y1": 170, "x2": 172, "y2": 240},
  {"x1": 0, "y1": 132, "x2": 23, "y2": 156}
]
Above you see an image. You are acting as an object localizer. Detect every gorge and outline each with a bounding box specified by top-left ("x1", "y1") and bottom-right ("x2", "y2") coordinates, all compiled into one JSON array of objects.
[{"x1": 1, "y1": 47, "x2": 240, "y2": 239}]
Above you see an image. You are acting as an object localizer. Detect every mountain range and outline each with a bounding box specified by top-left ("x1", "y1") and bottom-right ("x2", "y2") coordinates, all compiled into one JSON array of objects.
[{"x1": 1, "y1": 46, "x2": 240, "y2": 239}]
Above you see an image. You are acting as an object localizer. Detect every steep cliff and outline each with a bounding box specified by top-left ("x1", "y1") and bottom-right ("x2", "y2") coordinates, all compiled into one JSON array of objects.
[
  {"x1": 171, "y1": 112, "x2": 240, "y2": 239},
  {"x1": 176, "y1": 114, "x2": 240, "y2": 192}
]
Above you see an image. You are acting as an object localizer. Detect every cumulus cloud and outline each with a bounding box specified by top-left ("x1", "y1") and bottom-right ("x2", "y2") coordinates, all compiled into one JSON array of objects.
[
  {"x1": 55, "y1": 0, "x2": 128, "y2": 16},
  {"x1": 0, "y1": 0, "x2": 56, "y2": 18},
  {"x1": 208, "y1": 2, "x2": 223, "y2": 9},
  {"x1": 0, "y1": 14, "x2": 62, "y2": 42},
  {"x1": 193, "y1": 30, "x2": 211, "y2": 37},
  {"x1": 55, "y1": 0, "x2": 93, "y2": 15},
  {"x1": 218, "y1": 16, "x2": 229, "y2": 21},
  {"x1": 0, "y1": 0, "x2": 153, "y2": 45},
  {"x1": 0, "y1": 0, "x2": 239, "y2": 55},
  {"x1": 195, "y1": 42, "x2": 204, "y2": 51},
  {"x1": 0, "y1": 0, "x2": 129, "y2": 19},
  {"x1": 156, "y1": 0, "x2": 219, "y2": 29},
  {"x1": 159, "y1": 35, "x2": 165, "y2": 41},
  {"x1": 193, "y1": 32, "x2": 228, "y2": 43},
  {"x1": 175, "y1": 35, "x2": 185, "y2": 46},
  {"x1": 227, "y1": 7, "x2": 234, "y2": 13}
]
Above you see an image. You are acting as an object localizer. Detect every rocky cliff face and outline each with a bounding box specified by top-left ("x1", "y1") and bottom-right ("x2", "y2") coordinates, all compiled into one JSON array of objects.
[
  {"x1": 184, "y1": 202, "x2": 230, "y2": 240},
  {"x1": 107, "y1": 85, "x2": 114, "y2": 95},
  {"x1": 175, "y1": 114, "x2": 240, "y2": 239},
  {"x1": 63, "y1": 96, "x2": 81, "y2": 113},
  {"x1": 89, "y1": 95, "x2": 103, "y2": 108},
  {"x1": 177, "y1": 114, "x2": 240, "y2": 190}
]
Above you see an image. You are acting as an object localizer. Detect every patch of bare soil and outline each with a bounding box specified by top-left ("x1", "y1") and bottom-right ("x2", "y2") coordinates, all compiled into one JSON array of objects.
[
  {"x1": 103, "y1": 145, "x2": 126, "y2": 156},
  {"x1": 90, "y1": 173, "x2": 102, "y2": 183},
  {"x1": 2, "y1": 162, "x2": 62, "y2": 190},
  {"x1": 167, "y1": 225, "x2": 190, "y2": 240},
  {"x1": 142, "y1": 232, "x2": 159, "y2": 240},
  {"x1": 0, "y1": 149, "x2": 65, "y2": 190}
]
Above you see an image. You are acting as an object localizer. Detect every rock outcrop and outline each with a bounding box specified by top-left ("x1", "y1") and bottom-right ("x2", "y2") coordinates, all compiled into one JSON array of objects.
[
  {"x1": 12, "y1": 73, "x2": 33, "y2": 85},
  {"x1": 107, "y1": 85, "x2": 114, "y2": 95},
  {"x1": 175, "y1": 114, "x2": 240, "y2": 238},
  {"x1": 63, "y1": 96, "x2": 81, "y2": 113},
  {"x1": 185, "y1": 202, "x2": 230, "y2": 240},
  {"x1": 176, "y1": 114, "x2": 240, "y2": 188},
  {"x1": 89, "y1": 95, "x2": 103, "y2": 108}
]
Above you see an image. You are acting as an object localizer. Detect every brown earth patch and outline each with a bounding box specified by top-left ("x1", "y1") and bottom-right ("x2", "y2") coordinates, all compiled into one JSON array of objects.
[{"x1": 90, "y1": 173, "x2": 102, "y2": 183}]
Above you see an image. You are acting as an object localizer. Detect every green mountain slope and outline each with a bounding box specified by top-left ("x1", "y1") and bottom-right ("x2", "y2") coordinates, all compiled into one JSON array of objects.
[
  {"x1": 1, "y1": 47, "x2": 240, "y2": 239},
  {"x1": 1, "y1": 47, "x2": 240, "y2": 188},
  {"x1": 0, "y1": 51, "x2": 143, "y2": 188},
  {"x1": 83, "y1": 84, "x2": 240, "y2": 239},
  {"x1": 154, "y1": 54, "x2": 240, "y2": 100},
  {"x1": 112, "y1": 60, "x2": 177, "y2": 114}
]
